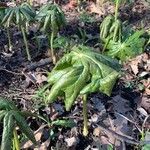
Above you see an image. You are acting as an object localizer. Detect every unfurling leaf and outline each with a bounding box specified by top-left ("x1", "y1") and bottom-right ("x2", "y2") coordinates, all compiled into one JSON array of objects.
[
  {"x1": 44, "y1": 45, "x2": 120, "y2": 111},
  {"x1": 100, "y1": 15, "x2": 122, "y2": 42},
  {"x1": 37, "y1": 3, "x2": 66, "y2": 34}
]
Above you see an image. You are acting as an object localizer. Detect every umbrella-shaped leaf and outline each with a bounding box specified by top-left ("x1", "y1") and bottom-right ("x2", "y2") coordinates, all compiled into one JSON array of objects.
[
  {"x1": 1, "y1": 2, "x2": 35, "y2": 28},
  {"x1": 37, "y1": 3, "x2": 66, "y2": 33},
  {"x1": 46, "y1": 45, "x2": 121, "y2": 111}
]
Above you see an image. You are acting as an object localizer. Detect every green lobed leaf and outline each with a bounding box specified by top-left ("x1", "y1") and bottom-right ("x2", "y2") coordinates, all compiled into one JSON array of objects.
[
  {"x1": 105, "y1": 30, "x2": 146, "y2": 61},
  {"x1": 46, "y1": 45, "x2": 121, "y2": 111},
  {"x1": 1, "y1": 112, "x2": 14, "y2": 150},
  {"x1": 1, "y1": 3, "x2": 35, "y2": 28},
  {"x1": 37, "y1": 4, "x2": 66, "y2": 33},
  {"x1": 13, "y1": 111, "x2": 36, "y2": 145}
]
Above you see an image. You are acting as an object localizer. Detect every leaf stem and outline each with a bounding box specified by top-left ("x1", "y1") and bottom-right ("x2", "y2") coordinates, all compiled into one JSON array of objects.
[
  {"x1": 6, "y1": 27, "x2": 12, "y2": 51},
  {"x1": 115, "y1": 0, "x2": 119, "y2": 21},
  {"x1": 102, "y1": 38, "x2": 110, "y2": 53},
  {"x1": 48, "y1": 32, "x2": 56, "y2": 64},
  {"x1": 13, "y1": 128, "x2": 20, "y2": 150},
  {"x1": 83, "y1": 94, "x2": 88, "y2": 136},
  {"x1": 21, "y1": 26, "x2": 31, "y2": 61}
]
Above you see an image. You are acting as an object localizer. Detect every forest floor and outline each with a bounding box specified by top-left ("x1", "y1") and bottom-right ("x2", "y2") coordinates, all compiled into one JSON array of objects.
[{"x1": 0, "y1": 0, "x2": 150, "y2": 149}]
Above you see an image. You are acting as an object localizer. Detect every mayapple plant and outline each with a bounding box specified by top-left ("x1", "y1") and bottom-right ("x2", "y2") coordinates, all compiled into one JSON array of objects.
[
  {"x1": 0, "y1": 98, "x2": 36, "y2": 150},
  {"x1": 100, "y1": 0, "x2": 124, "y2": 45},
  {"x1": 0, "y1": 97, "x2": 76, "y2": 150},
  {"x1": 100, "y1": 0, "x2": 145, "y2": 61},
  {"x1": 100, "y1": 0, "x2": 134, "y2": 43},
  {"x1": 1, "y1": 2, "x2": 35, "y2": 60},
  {"x1": 39, "y1": 45, "x2": 121, "y2": 136},
  {"x1": 36, "y1": 3, "x2": 66, "y2": 64}
]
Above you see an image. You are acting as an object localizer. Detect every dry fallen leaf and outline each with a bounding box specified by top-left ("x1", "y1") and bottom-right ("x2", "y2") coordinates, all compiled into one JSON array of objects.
[
  {"x1": 35, "y1": 74, "x2": 47, "y2": 84},
  {"x1": 88, "y1": 3, "x2": 105, "y2": 15},
  {"x1": 65, "y1": 137, "x2": 79, "y2": 147},
  {"x1": 62, "y1": 0, "x2": 77, "y2": 10},
  {"x1": 130, "y1": 64, "x2": 139, "y2": 75},
  {"x1": 140, "y1": 96, "x2": 150, "y2": 113},
  {"x1": 21, "y1": 125, "x2": 50, "y2": 149},
  {"x1": 93, "y1": 127, "x2": 101, "y2": 137}
]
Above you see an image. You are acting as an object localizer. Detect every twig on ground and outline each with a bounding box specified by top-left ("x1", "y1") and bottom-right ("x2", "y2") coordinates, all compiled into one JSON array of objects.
[
  {"x1": 25, "y1": 58, "x2": 52, "y2": 71},
  {"x1": 0, "y1": 68, "x2": 23, "y2": 76}
]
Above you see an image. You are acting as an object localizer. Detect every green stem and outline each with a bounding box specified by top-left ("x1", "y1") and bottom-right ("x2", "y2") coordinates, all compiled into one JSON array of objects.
[
  {"x1": 49, "y1": 32, "x2": 56, "y2": 64},
  {"x1": 6, "y1": 27, "x2": 12, "y2": 51},
  {"x1": 13, "y1": 128, "x2": 20, "y2": 150},
  {"x1": 21, "y1": 26, "x2": 31, "y2": 61},
  {"x1": 83, "y1": 94, "x2": 88, "y2": 136},
  {"x1": 115, "y1": 0, "x2": 119, "y2": 21},
  {"x1": 102, "y1": 38, "x2": 110, "y2": 53},
  {"x1": 29, "y1": 0, "x2": 33, "y2": 5}
]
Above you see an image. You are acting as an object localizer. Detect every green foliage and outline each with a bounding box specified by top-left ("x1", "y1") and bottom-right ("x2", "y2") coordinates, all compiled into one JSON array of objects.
[
  {"x1": 112, "y1": 0, "x2": 134, "y2": 4},
  {"x1": 41, "y1": 45, "x2": 120, "y2": 111},
  {"x1": 100, "y1": 15, "x2": 122, "y2": 42},
  {"x1": 0, "y1": 5, "x2": 6, "y2": 22},
  {"x1": 141, "y1": 132, "x2": 150, "y2": 150},
  {"x1": 37, "y1": 3, "x2": 65, "y2": 35},
  {"x1": 1, "y1": 2, "x2": 35, "y2": 28},
  {"x1": 53, "y1": 36, "x2": 73, "y2": 53},
  {"x1": 1, "y1": 112, "x2": 15, "y2": 150},
  {"x1": 0, "y1": 2, "x2": 35, "y2": 60},
  {"x1": 51, "y1": 119, "x2": 76, "y2": 128},
  {"x1": 37, "y1": 3, "x2": 66, "y2": 64},
  {"x1": 79, "y1": 12, "x2": 95, "y2": 24},
  {"x1": 105, "y1": 30, "x2": 146, "y2": 61},
  {"x1": 0, "y1": 98, "x2": 36, "y2": 150}
]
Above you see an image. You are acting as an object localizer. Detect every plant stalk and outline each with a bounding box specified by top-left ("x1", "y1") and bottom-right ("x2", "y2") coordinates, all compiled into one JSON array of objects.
[
  {"x1": 28, "y1": 0, "x2": 33, "y2": 5},
  {"x1": 6, "y1": 27, "x2": 12, "y2": 51},
  {"x1": 115, "y1": 0, "x2": 119, "y2": 21},
  {"x1": 48, "y1": 32, "x2": 56, "y2": 64},
  {"x1": 102, "y1": 38, "x2": 110, "y2": 53},
  {"x1": 21, "y1": 26, "x2": 31, "y2": 61},
  {"x1": 13, "y1": 128, "x2": 20, "y2": 150},
  {"x1": 83, "y1": 94, "x2": 88, "y2": 136}
]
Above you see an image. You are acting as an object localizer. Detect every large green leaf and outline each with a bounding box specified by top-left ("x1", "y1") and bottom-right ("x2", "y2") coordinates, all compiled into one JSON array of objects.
[
  {"x1": 45, "y1": 45, "x2": 120, "y2": 111},
  {"x1": 105, "y1": 30, "x2": 146, "y2": 61}
]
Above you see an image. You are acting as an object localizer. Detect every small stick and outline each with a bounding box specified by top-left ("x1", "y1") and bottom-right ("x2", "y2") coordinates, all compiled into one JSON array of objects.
[{"x1": 97, "y1": 124, "x2": 139, "y2": 145}]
